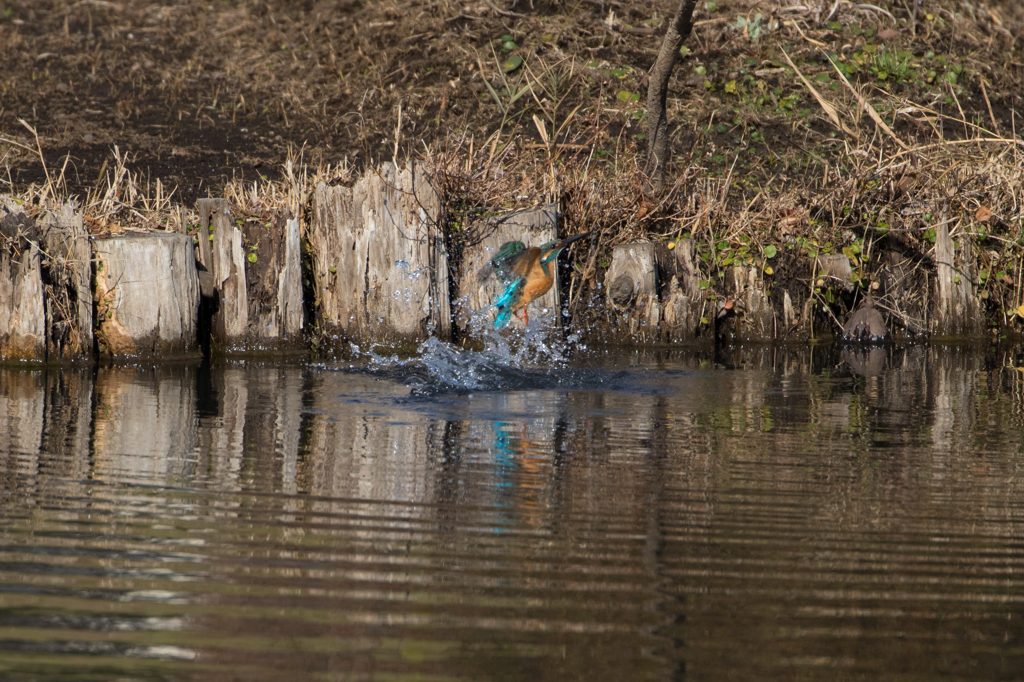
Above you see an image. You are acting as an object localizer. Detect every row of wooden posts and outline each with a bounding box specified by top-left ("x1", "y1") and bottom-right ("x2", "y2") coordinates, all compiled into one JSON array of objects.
[
  {"x1": 2, "y1": 163, "x2": 580, "y2": 362},
  {"x1": 1, "y1": 162, "x2": 992, "y2": 362}
]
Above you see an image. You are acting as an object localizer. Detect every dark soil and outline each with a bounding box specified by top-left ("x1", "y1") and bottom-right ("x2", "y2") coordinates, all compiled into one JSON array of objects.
[
  {"x1": 0, "y1": 0, "x2": 676, "y2": 203},
  {"x1": 4, "y1": 0, "x2": 1020, "y2": 205}
]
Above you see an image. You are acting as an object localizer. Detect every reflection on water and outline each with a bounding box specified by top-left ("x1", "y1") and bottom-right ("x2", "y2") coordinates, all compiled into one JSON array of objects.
[{"x1": 1, "y1": 343, "x2": 1023, "y2": 681}]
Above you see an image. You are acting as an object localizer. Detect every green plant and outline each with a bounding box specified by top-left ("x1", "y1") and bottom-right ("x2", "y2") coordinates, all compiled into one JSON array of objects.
[
  {"x1": 732, "y1": 13, "x2": 767, "y2": 41},
  {"x1": 869, "y1": 47, "x2": 912, "y2": 83},
  {"x1": 498, "y1": 34, "x2": 516, "y2": 52}
]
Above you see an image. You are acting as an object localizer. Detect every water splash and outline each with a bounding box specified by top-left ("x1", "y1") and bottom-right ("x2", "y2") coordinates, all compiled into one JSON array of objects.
[{"x1": 348, "y1": 312, "x2": 593, "y2": 395}]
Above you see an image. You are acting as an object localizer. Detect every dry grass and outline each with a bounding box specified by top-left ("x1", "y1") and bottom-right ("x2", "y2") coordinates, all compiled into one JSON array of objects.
[{"x1": 3, "y1": 0, "x2": 1024, "y2": 336}]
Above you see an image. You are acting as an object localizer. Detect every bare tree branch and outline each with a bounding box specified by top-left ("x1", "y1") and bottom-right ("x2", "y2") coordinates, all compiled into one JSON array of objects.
[{"x1": 644, "y1": 0, "x2": 698, "y2": 192}]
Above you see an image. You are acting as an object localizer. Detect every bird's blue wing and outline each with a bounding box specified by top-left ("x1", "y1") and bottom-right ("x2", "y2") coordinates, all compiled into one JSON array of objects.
[
  {"x1": 489, "y1": 241, "x2": 527, "y2": 284},
  {"x1": 493, "y1": 277, "x2": 524, "y2": 329}
]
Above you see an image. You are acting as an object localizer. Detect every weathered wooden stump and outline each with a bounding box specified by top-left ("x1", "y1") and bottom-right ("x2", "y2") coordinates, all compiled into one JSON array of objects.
[
  {"x1": 931, "y1": 217, "x2": 982, "y2": 336},
  {"x1": 91, "y1": 233, "x2": 200, "y2": 358},
  {"x1": 41, "y1": 202, "x2": 93, "y2": 358},
  {"x1": 309, "y1": 163, "x2": 450, "y2": 347},
  {"x1": 197, "y1": 199, "x2": 248, "y2": 348},
  {"x1": 582, "y1": 238, "x2": 708, "y2": 345},
  {"x1": 0, "y1": 208, "x2": 45, "y2": 361},
  {"x1": 195, "y1": 199, "x2": 304, "y2": 352},
  {"x1": 717, "y1": 264, "x2": 774, "y2": 342},
  {"x1": 242, "y1": 213, "x2": 304, "y2": 344},
  {"x1": 604, "y1": 242, "x2": 661, "y2": 343},
  {"x1": 659, "y1": 239, "x2": 705, "y2": 343},
  {"x1": 774, "y1": 281, "x2": 817, "y2": 341},
  {"x1": 2, "y1": 199, "x2": 92, "y2": 362},
  {"x1": 878, "y1": 247, "x2": 927, "y2": 336},
  {"x1": 456, "y1": 204, "x2": 559, "y2": 335}
]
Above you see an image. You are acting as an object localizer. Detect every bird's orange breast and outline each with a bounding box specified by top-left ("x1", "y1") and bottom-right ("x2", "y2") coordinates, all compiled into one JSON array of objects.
[{"x1": 514, "y1": 257, "x2": 555, "y2": 310}]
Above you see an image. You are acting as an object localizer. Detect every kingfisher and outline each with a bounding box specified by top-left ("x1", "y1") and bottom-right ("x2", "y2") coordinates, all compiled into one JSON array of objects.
[{"x1": 490, "y1": 231, "x2": 592, "y2": 329}]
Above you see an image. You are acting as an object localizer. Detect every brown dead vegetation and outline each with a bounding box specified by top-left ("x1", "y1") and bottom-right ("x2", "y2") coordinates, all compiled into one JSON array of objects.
[{"x1": 2, "y1": 0, "x2": 1024, "y2": 339}]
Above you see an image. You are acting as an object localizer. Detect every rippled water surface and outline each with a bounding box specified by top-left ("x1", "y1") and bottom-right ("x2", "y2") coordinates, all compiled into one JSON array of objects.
[{"x1": 1, "y1": 341, "x2": 1023, "y2": 681}]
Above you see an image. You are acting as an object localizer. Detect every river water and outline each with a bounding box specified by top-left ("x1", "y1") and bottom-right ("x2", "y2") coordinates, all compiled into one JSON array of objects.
[{"x1": 1, "y1": 338, "x2": 1023, "y2": 681}]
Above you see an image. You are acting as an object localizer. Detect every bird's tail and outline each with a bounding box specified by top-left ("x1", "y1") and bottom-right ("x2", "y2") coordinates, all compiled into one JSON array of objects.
[
  {"x1": 493, "y1": 278, "x2": 522, "y2": 329},
  {"x1": 493, "y1": 306, "x2": 512, "y2": 329}
]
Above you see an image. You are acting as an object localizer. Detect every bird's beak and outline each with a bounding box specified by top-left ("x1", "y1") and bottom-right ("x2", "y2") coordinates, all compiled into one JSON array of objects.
[{"x1": 553, "y1": 230, "x2": 593, "y2": 250}]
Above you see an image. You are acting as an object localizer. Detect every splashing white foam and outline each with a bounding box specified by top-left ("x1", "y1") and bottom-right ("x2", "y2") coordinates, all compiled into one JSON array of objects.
[{"x1": 352, "y1": 308, "x2": 584, "y2": 393}]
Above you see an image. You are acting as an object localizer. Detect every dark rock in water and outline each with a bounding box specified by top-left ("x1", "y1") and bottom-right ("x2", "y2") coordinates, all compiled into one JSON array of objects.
[{"x1": 841, "y1": 306, "x2": 889, "y2": 343}]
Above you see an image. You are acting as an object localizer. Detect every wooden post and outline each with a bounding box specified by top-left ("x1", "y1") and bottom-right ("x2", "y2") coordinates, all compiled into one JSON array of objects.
[
  {"x1": 91, "y1": 233, "x2": 200, "y2": 358},
  {"x1": 931, "y1": 215, "x2": 981, "y2": 336},
  {"x1": 1, "y1": 199, "x2": 45, "y2": 361},
  {"x1": 2, "y1": 200, "x2": 93, "y2": 362},
  {"x1": 197, "y1": 201, "x2": 304, "y2": 351},
  {"x1": 239, "y1": 212, "x2": 304, "y2": 345},
  {"x1": 604, "y1": 242, "x2": 660, "y2": 343},
  {"x1": 456, "y1": 204, "x2": 558, "y2": 334},
  {"x1": 197, "y1": 198, "x2": 248, "y2": 347},
  {"x1": 660, "y1": 239, "x2": 705, "y2": 342},
  {"x1": 0, "y1": 237, "x2": 45, "y2": 361},
  {"x1": 41, "y1": 202, "x2": 93, "y2": 358},
  {"x1": 781, "y1": 290, "x2": 811, "y2": 340},
  {"x1": 277, "y1": 215, "x2": 304, "y2": 340},
  {"x1": 718, "y1": 264, "x2": 773, "y2": 342},
  {"x1": 309, "y1": 163, "x2": 449, "y2": 347},
  {"x1": 195, "y1": 199, "x2": 219, "y2": 297},
  {"x1": 880, "y1": 249, "x2": 927, "y2": 335}
]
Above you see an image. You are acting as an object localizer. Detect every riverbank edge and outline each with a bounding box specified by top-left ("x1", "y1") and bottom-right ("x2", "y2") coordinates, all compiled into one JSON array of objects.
[{"x1": 2, "y1": 154, "x2": 1023, "y2": 366}]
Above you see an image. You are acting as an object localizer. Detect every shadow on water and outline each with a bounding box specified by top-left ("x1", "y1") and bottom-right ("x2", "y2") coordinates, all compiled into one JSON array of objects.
[{"x1": 0, "y1": 338, "x2": 1023, "y2": 680}]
